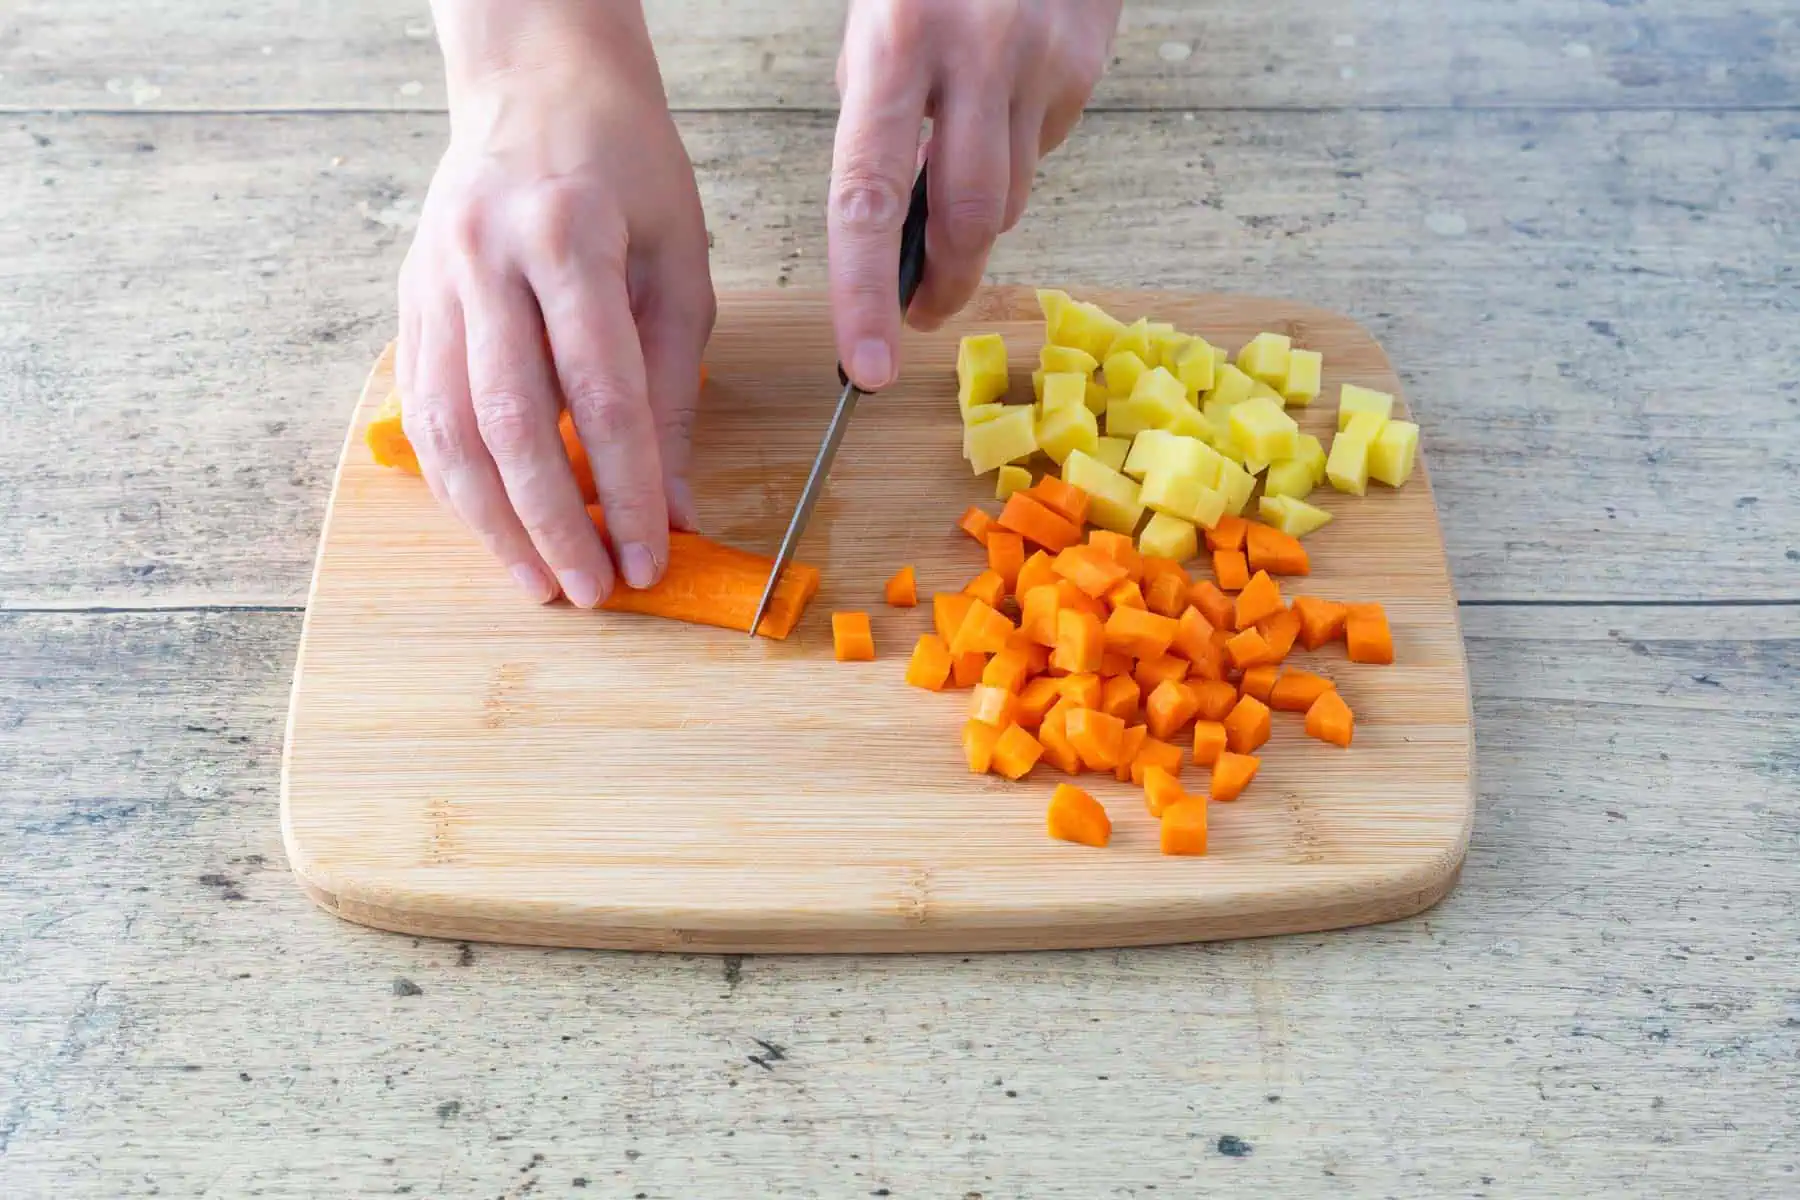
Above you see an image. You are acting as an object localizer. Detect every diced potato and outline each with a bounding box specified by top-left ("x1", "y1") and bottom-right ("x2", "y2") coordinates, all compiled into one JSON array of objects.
[
  {"x1": 1201, "y1": 396, "x2": 1240, "y2": 433},
  {"x1": 1040, "y1": 344, "x2": 1099, "y2": 376},
  {"x1": 1040, "y1": 371, "x2": 1089, "y2": 414},
  {"x1": 1259, "y1": 495, "x2": 1334, "y2": 538},
  {"x1": 1106, "y1": 366, "x2": 1187, "y2": 437},
  {"x1": 964, "y1": 405, "x2": 1039, "y2": 474},
  {"x1": 1172, "y1": 338, "x2": 1217, "y2": 396},
  {"x1": 1369, "y1": 419, "x2": 1421, "y2": 487},
  {"x1": 1216, "y1": 457, "x2": 1256, "y2": 515},
  {"x1": 1147, "y1": 324, "x2": 1189, "y2": 370},
  {"x1": 1124, "y1": 431, "x2": 1221, "y2": 487},
  {"x1": 1063, "y1": 449, "x2": 1148, "y2": 534},
  {"x1": 1139, "y1": 512, "x2": 1199, "y2": 562},
  {"x1": 1051, "y1": 301, "x2": 1127, "y2": 360},
  {"x1": 995, "y1": 464, "x2": 1033, "y2": 500},
  {"x1": 1228, "y1": 396, "x2": 1301, "y2": 464},
  {"x1": 1103, "y1": 350, "x2": 1149, "y2": 399},
  {"x1": 1084, "y1": 380, "x2": 1110, "y2": 416},
  {"x1": 1296, "y1": 433, "x2": 1328, "y2": 485},
  {"x1": 1105, "y1": 318, "x2": 1153, "y2": 363},
  {"x1": 1282, "y1": 348, "x2": 1322, "y2": 407},
  {"x1": 1036, "y1": 401, "x2": 1100, "y2": 465},
  {"x1": 1206, "y1": 363, "x2": 1255, "y2": 409},
  {"x1": 1211, "y1": 343, "x2": 1229, "y2": 377},
  {"x1": 1263, "y1": 458, "x2": 1316, "y2": 500},
  {"x1": 1164, "y1": 404, "x2": 1215, "y2": 443},
  {"x1": 1031, "y1": 369, "x2": 1044, "y2": 402},
  {"x1": 1037, "y1": 288, "x2": 1072, "y2": 327},
  {"x1": 957, "y1": 334, "x2": 1009, "y2": 414},
  {"x1": 1325, "y1": 426, "x2": 1373, "y2": 495},
  {"x1": 964, "y1": 402, "x2": 1007, "y2": 426},
  {"x1": 1338, "y1": 383, "x2": 1395, "y2": 431},
  {"x1": 1140, "y1": 469, "x2": 1227, "y2": 528},
  {"x1": 1122, "y1": 429, "x2": 1175, "y2": 480},
  {"x1": 1092, "y1": 435, "x2": 1132, "y2": 473},
  {"x1": 1249, "y1": 379, "x2": 1287, "y2": 406},
  {"x1": 1343, "y1": 411, "x2": 1389, "y2": 443},
  {"x1": 1236, "y1": 332, "x2": 1292, "y2": 386}
]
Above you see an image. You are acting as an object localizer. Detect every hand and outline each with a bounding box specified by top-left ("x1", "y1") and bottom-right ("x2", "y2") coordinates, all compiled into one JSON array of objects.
[
  {"x1": 398, "y1": 0, "x2": 714, "y2": 607},
  {"x1": 829, "y1": 0, "x2": 1121, "y2": 389}
]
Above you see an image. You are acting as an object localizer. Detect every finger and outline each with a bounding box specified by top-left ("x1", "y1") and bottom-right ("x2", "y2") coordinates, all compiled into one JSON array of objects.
[
  {"x1": 829, "y1": 23, "x2": 930, "y2": 390},
  {"x1": 403, "y1": 291, "x2": 559, "y2": 604},
  {"x1": 1002, "y1": 98, "x2": 1047, "y2": 233},
  {"x1": 527, "y1": 239, "x2": 672, "y2": 591},
  {"x1": 461, "y1": 269, "x2": 618, "y2": 607},
  {"x1": 632, "y1": 245, "x2": 716, "y2": 534},
  {"x1": 907, "y1": 86, "x2": 1011, "y2": 331}
]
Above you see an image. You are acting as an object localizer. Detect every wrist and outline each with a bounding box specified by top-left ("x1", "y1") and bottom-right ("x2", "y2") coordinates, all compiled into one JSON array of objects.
[{"x1": 431, "y1": 0, "x2": 662, "y2": 112}]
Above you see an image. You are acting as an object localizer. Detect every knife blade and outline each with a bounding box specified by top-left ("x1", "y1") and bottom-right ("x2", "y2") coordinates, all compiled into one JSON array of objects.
[{"x1": 747, "y1": 160, "x2": 932, "y2": 637}]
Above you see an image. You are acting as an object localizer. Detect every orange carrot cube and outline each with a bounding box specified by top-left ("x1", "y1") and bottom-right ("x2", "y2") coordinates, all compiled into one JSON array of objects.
[
  {"x1": 1016, "y1": 550, "x2": 1059, "y2": 600},
  {"x1": 981, "y1": 648, "x2": 1033, "y2": 694},
  {"x1": 1128, "y1": 736, "x2": 1183, "y2": 786},
  {"x1": 950, "y1": 652, "x2": 988, "y2": 689},
  {"x1": 1223, "y1": 694, "x2": 1272, "y2": 754},
  {"x1": 832, "y1": 611, "x2": 875, "y2": 661},
  {"x1": 1204, "y1": 514, "x2": 1248, "y2": 552},
  {"x1": 1213, "y1": 549, "x2": 1250, "y2": 592},
  {"x1": 884, "y1": 565, "x2": 918, "y2": 608},
  {"x1": 1050, "y1": 608, "x2": 1104, "y2": 675},
  {"x1": 1345, "y1": 603, "x2": 1395, "y2": 664},
  {"x1": 1025, "y1": 477, "x2": 1091, "y2": 527},
  {"x1": 998, "y1": 493, "x2": 1081, "y2": 553},
  {"x1": 1192, "y1": 720, "x2": 1228, "y2": 766},
  {"x1": 1257, "y1": 607, "x2": 1302, "y2": 662},
  {"x1": 1046, "y1": 783, "x2": 1110, "y2": 847},
  {"x1": 1133, "y1": 653, "x2": 1190, "y2": 695},
  {"x1": 1188, "y1": 579, "x2": 1236, "y2": 631},
  {"x1": 904, "y1": 633, "x2": 953, "y2": 691},
  {"x1": 1240, "y1": 665, "x2": 1279, "y2": 703},
  {"x1": 1100, "y1": 674, "x2": 1141, "y2": 723},
  {"x1": 1066, "y1": 708, "x2": 1127, "y2": 771},
  {"x1": 1159, "y1": 799, "x2": 1209, "y2": 856},
  {"x1": 1143, "y1": 764, "x2": 1187, "y2": 818},
  {"x1": 1234, "y1": 570, "x2": 1284, "y2": 630},
  {"x1": 958, "y1": 506, "x2": 994, "y2": 546},
  {"x1": 1270, "y1": 669, "x2": 1335, "y2": 712},
  {"x1": 1145, "y1": 679, "x2": 1201, "y2": 741},
  {"x1": 964, "y1": 720, "x2": 1002, "y2": 774},
  {"x1": 1225, "y1": 626, "x2": 1272, "y2": 671},
  {"x1": 1015, "y1": 677, "x2": 1063, "y2": 728},
  {"x1": 1104, "y1": 606, "x2": 1181, "y2": 660},
  {"x1": 933, "y1": 591, "x2": 975, "y2": 644},
  {"x1": 1304, "y1": 689, "x2": 1355, "y2": 747},
  {"x1": 1294, "y1": 595, "x2": 1350, "y2": 650},
  {"x1": 991, "y1": 724, "x2": 1047, "y2": 780},
  {"x1": 1210, "y1": 751, "x2": 1260, "y2": 802},
  {"x1": 1114, "y1": 724, "x2": 1149, "y2": 782},
  {"x1": 1191, "y1": 679, "x2": 1239, "y2": 723},
  {"x1": 1246, "y1": 521, "x2": 1309, "y2": 576},
  {"x1": 950, "y1": 599, "x2": 1015, "y2": 657}
]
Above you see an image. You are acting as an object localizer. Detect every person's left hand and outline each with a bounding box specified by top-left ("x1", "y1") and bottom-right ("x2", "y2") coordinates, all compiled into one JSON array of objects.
[{"x1": 827, "y1": 0, "x2": 1123, "y2": 391}]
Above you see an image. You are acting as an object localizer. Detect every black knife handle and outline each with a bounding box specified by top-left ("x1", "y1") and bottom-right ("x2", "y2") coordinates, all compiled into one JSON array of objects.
[{"x1": 837, "y1": 160, "x2": 931, "y2": 391}]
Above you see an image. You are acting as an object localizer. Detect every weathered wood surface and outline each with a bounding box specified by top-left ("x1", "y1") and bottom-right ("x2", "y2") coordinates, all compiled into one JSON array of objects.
[
  {"x1": 3, "y1": 110, "x2": 1795, "y2": 608},
  {"x1": 2, "y1": 607, "x2": 1795, "y2": 1195},
  {"x1": 4, "y1": 0, "x2": 1798, "y2": 113}
]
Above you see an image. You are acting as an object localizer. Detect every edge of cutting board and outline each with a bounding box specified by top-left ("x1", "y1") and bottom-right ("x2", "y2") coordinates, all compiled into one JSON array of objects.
[{"x1": 281, "y1": 286, "x2": 1475, "y2": 954}]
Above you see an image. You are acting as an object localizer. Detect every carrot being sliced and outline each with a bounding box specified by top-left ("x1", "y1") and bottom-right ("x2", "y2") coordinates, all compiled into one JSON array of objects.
[
  {"x1": 1015, "y1": 677, "x2": 1063, "y2": 729},
  {"x1": 1133, "y1": 653, "x2": 1190, "y2": 695},
  {"x1": 1188, "y1": 580, "x2": 1236, "y2": 631},
  {"x1": 1240, "y1": 664, "x2": 1279, "y2": 703},
  {"x1": 1294, "y1": 595, "x2": 1350, "y2": 650},
  {"x1": 950, "y1": 652, "x2": 988, "y2": 689},
  {"x1": 991, "y1": 724, "x2": 1046, "y2": 780},
  {"x1": 1225, "y1": 626, "x2": 1272, "y2": 671},
  {"x1": 1047, "y1": 783, "x2": 1111, "y2": 847},
  {"x1": 959, "y1": 506, "x2": 995, "y2": 546},
  {"x1": 1257, "y1": 607, "x2": 1302, "y2": 663},
  {"x1": 1145, "y1": 680, "x2": 1201, "y2": 741},
  {"x1": 1203, "y1": 514, "x2": 1249, "y2": 553},
  {"x1": 832, "y1": 612, "x2": 875, "y2": 662},
  {"x1": 1192, "y1": 720, "x2": 1227, "y2": 766},
  {"x1": 964, "y1": 720, "x2": 1002, "y2": 774},
  {"x1": 1025, "y1": 477, "x2": 1091, "y2": 527},
  {"x1": 964, "y1": 568, "x2": 1008, "y2": 610},
  {"x1": 905, "y1": 634, "x2": 953, "y2": 691},
  {"x1": 1191, "y1": 679, "x2": 1239, "y2": 723},
  {"x1": 1050, "y1": 609, "x2": 1104, "y2": 675},
  {"x1": 1015, "y1": 551, "x2": 1059, "y2": 601},
  {"x1": 1143, "y1": 764, "x2": 1187, "y2": 818},
  {"x1": 1305, "y1": 689, "x2": 1355, "y2": 747},
  {"x1": 884, "y1": 565, "x2": 918, "y2": 608},
  {"x1": 1224, "y1": 694, "x2": 1272, "y2": 754},
  {"x1": 1059, "y1": 673, "x2": 1103, "y2": 711},
  {"x1": 1067, "y1": 708, "x2": 1127, "y2": 771},
  {"x1": 998, "y1": 493, "x2": 1082, "y2": 553},
  {"x1": 1210, "y1": 751, "x2": 1260, "y2": 802},
  {"x1": 1053, "y1": 544, "x2": 1129, "y2": 598},
  {"x1": 1159, "y1": 799, "x2": 1209, "y2": 856},
  {"x1": 1104, "y1": 607, "x2": 1180, "y2": 659},
  {"x1": 1213, "y1": 549, "x2": 1250, "y2": 592},
  {"x1": 1246, "y1": 521, "x2": 1310, "y2": 576},
  {"x1": 1114, "y1": 724, "x2": 1150, "y2": 782},
  {"x1": 951, "y1": 599, "x2": 1015, "y2": 657},
  {"x1": 933, "y1": 592, "x2": 976, "y2": 645},
  {"x1": 1271, "y1": 669, "x2": 1336, "y2": 713},
  {"x1": 1100, "y1": 674, "x2": 1141, "y2": 723},
  {"x1": 1345, "y1": 603, "x2": 1395, "y2": 664},
  {"x1": 986, "y1": 531, "x2": 1026, "y2": 592},
  {"x1": 1129, "y1": 736, "x2": 1183, "y2": 786},
  {"x1": 1234, "y1": 570, "x2": 1285, "y2": 629},
  {"x1": 1105, "y1": 579, "x2": 1147, "y2": 611}
]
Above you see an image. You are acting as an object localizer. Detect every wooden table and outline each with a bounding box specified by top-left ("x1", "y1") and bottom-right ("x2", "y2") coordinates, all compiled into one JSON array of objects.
[{"x1": 2, "y1": 3, "x2": 1794, "y2": 1195}]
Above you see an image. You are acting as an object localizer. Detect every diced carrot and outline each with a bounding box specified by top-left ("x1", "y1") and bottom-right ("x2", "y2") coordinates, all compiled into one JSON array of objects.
[
  {"x1": 1020, "y1": 584, "x2": 1061, "y2": 647},
  {"x1": 1050, "y1": 608, "x2": 1104, "y2": 674},
  {"x1": 1209, "y1": 627, "x2": 1235, "y2": 654},
  {"x1": 1192, "y1": 720, "x2": 1228, "y2": 766},
  {"x1": 1188, "y1": 580, "x2": 1236, "y2": 631},
  {"x1": 1246, "y1": 522, "x2": 1310, "y2": 576},
  {"x1": 998, "y1": 493, "x2": 1081, "y2": 553},
  {"x1": 991, "y1": 724, "x2": 1047, "y2": 780},
  {"x1": 1240, "y1": 665, "x2": 1279, "y2": 703},
  {"x1": 1191, "y1": 679, "x2": 1240, "y2": 723},
  {"x1": 950, "y1": 652, "x2": 988, "y2": 689},
  {"x1": 1210, "y1": 751, "x2": 1260, "y2": 802},
  {"x1": 1225, "y1": 626, "x2": 1272, "y2": 670},
  {"x1": 1105, "y1": 579, "x2": 1147, "y2": 611},
  {"x1": 1129, "y1": 736, "x2": 1183, "y2": 786},
  {"x1": 1114, "y1": 724, "x2": 1149, "y2": 782},
  {"x1": 1133, "y1": 654, "x2": 1190, "y2": 694},
  {"x1": 951, "y1": 599, "x2": 1014, "y2": 657},
  {"x1": 986, "y1": 531, "x2": 1026, "y2": 592},
  {"x1": 1145, "y1": 679, "x2": 1201, "y2": 741},
  {"x1": 905, "y1": 634, "x2": 953, "y2": 691},
  {"x1": 1087, "y1": 529, "x2": 1144, "y2": 581},
  {"x1": 1204, "y1": 514, "x2": 1249, "y2": 552},
  {"x1": 1170, "y1": 607, "x2": 1215, "y2": 663},
  {"x1": 1345, "y1": 603, "x2": 1395, "y2": 664},
  {"x1": 982, "y1": 647, "x2": 1033, "y2": 694},
  {"x1": 1224, "y1": 694, "x2": 1272, "y2": 754},
  {"x1": 1182, "y1": 628, "x2": 1226, "y2": 682},
  {"x1": 1037, "y1": 703, "x2": 1083, "y2": 775},
  {"x1": 1213, "y1": 549, "x2": 1250, "y2": 592},
  {"x1": 969, "y1": 685, "x2": 1018, "y2": 728},
  {"x1": 1059, "y1": 673, "x2": 1103, "y2": 711},
  {"x1": 1015, "y1": 677, "x2": 1063, "y2": 728},
  {"x1": 933, "y1": 592, "x2": 975, "y2": 644},
  {"x1": 1294, "y1": 595, "x2": 1350, "y2": 650},
  {"x1": 1270, "y1": 669, "x2": 1336, "y2": 712},
  {"x1": 1100, "y1": 674, "x2": 1141, "y2": 722},
  {"x1": 832, "y1": 612, "x2": 876, "y2": 662},
  {"x1": 1046, "y1": 783, "x2": 1111, "y2": 848},
  {"x1": 1159, "y1": 799, "x2": 1209, "y2": 856},
  {"x1": 1067, "y1": 708, "x2": 1127, "y2": 771},
  {"x1": 1025, "y1": 477, "x2": 1091, "y2": 528},
  {"x1": 964, "y1": 568, "x2": 1008, "y2": 610},
  {"x1": 1103, "y1": 606, "x2": 1180, "y2": 659},
  {"x1": 1234, "y1": 570, "x2": 1285, "y2": 630},
  {"x1": 1141, "y1": 556, "x2": 1190, "y2": 590},
  {"x1": 964, "y1": 720, "x2": 1002, "y2": 774},
  {"x1": 1257, "y1": 607, "x2": 1302, "y2": 663},
  {"x1": 1055, "y1": 578, "x2": 1109, "y2": 621},
  {"x1": 1304, "y1": 689, "x2": 1355, "y2": 747},
  {"x1": 1144, "y1": 571, "x2": 1190, "y2": 620},
  {"x1": 1016, "y1": 550, "x2": 1059, "y2": 600},
  {"x1": 1143, "y1": 764, "x2": 1187, "y2": 818},
  {"x1": 884, "y1": 565, "x2": 918, "y2": 608},
  {"x1": 1053, "y1": 544, "x2": 1129, "y2": 598},
  {"x1": 1098, "y1": 651, "x2": 1134, "y2": 678},
  {"x1": 959, "y1": 506, "x2": 994, "y2": 546}
]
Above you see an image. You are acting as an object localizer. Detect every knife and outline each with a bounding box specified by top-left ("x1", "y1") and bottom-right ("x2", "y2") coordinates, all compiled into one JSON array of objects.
[{"x1": 747, "y1": 160, "x2": 932, "y2": 637}]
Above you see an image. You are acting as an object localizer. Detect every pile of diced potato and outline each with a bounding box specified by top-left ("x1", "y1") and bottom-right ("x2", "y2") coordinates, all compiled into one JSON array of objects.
[{"x1": 956, "y1": 290, "x2": 1419, "y2": 558}]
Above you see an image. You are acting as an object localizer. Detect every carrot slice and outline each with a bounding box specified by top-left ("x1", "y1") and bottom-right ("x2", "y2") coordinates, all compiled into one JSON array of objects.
[
  {"x1": 1047, "y1": 783, "x2": 1111, "y2": 848},
  {"x1": 1114, "y1": 724, "x2": 1150, "y2": 782},
  {"x1": 959, "y1": 506, "x2": 994, "y2": 546},
  {"x1": 905, "y1": 634, "x2": 953, "y2": 691},
  {"x1": 964, "y1": 720, "x2": 1003, "y2": 774},
  {"x1": 1270, "y1": 669, "x2": 1335, "y2": 712},
  {"x1": 1105, "y1": 579, "x2": 1147, "y2": 611},
  {"x1": 1223, "y1": 694, "x2": 1272, "y2": 754},
  {"x1": 1144, "y1": 571, "x2": 1190, "y2": 620},
  {"x1": 1050, "y1": 609, "x2": 1104, "y2": 674},
  {"x1": 1143, "y1": 764, "x2": 1187, "y2": 818},
  {"x1": 981, "y1": 648, "x2": 1033, "y2": 694},
  {"x1": 1015, "y1": 551, "x2": 1059, "y2": 601},
  {"x1": 986, "y1": 530, "x2": 1026, "y2": 592},
  {"x1": 1020, "y1": 584, "x2": 1061, "y2": 647},
  {"x1": 1246, "y1": 522, "x2": 1310, "y2": 576},
  {"x1": 1345, "y1": 603, "x2": 1395, "y2": 664},
  {"x1": 1133, "y1": 653, "x2": 1190, "y2": 695},
  {"x1": 1015, "y1": 677, "x2": 1063, "y2": 729},
  {"x1": 992, "y1": 724, "x2": 1046, "y2": 780},
  {"x1": 933, "y1": 592, "x2": 975, "y2": 644},
  {"x1": 1100, "y1": 674, "x2": 1141, "y2": 722},
  {"x1": 1067, "y1": 708, "x2": 1127, "y2": 771},
  {"x1": 884, "y1": 565, "x2": 918, "y2": 608},
  {"x1": 951, "y1": 599, "x2": 1015, "y2": 657},
  {"x1": 1240, "y1": 664, "x2": 1279, "y2": 703},
  {"x1": 1225, "y1": 626, "x2": 1272, "y2": 671},
  {"x1": 1059, "y1": 673, "x2": 1103, "y2": 710},
  {"x1": 1103, "y1": 607, "x2": 1180, "y2": 659},
  {"x1": 1203, "y1": 514, "x2": 1248, "y2": 553},
  {"x1": 1191, "y1": 679, "x2": 1240, "y2": 723},
  {"x1": 1025, "y1": 477, "x2": 1091, "y2": 528},
  {"x1": 1234, "y1": 570, "x2": 1285, "y2": 630},
  {"x1": 1305, "y1": 689, "x2": 1355, "y2": 747},
  {"x1": 1294, "y1": 595, "x2": 1350, "y2": 650},
  {"x1": 1145, "y1": 679, "x2": 1201, "y2": 741},
  {"x1": 1213, "y1": 549, "x2": 1250, "y2": 592},
  {"x1": 964, "y1": 569, "x2": 1008, "y2": 610},
  {"x1": 950, "y1": 652, "x2": 988, "y2": 689},
  {"x1": 1129, "y1": 736, "x2": 1183, "y2": 786},
  {"x1": 1053, "y1": 544, "x2": 1129, "y2": 598},
  {"x1": 1159, "y1": 799, "x2": 1209, "y2": 856},
  {"x1": 1087, "y1": 529, "x2": 1144, "y2": 581},
  {"x1": 1188, "y1": 580, "x2": 1236, "y2": 631},
  {"x1": 1257, "y1": 607, "x2": 1302, "y2": 662},
  {"x1": 832, "y1": 611, "x2": 876, "y2": 662},
  {"x1": 1192, "y1": 720, "x2": 1228, "y2": 766},
  {"x1": 1037, "y1": 703, "x2": 1083, "y2": 775},
  {"x1": 1210, "y1": 751, "x2": 1260, "y2": 802},
  {"x1": 998, "y1": 493, "x2": 1082, "y2": 553}
]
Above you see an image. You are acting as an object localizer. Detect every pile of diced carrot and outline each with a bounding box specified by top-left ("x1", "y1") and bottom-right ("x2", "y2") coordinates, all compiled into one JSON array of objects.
[{"x1": 836, "y1": 476, "x2": 1393, "y2": 855}]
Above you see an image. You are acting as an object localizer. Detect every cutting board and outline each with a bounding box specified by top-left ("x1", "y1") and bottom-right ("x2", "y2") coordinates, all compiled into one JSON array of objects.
[{"x1": 281, "y1": 287, "x2": 1474, "y2": 954}]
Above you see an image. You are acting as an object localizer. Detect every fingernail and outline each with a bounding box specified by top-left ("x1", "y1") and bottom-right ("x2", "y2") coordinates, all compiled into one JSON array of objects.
[
  {"x1": 558, "y1": 569, "x2": 604, "y2": 609},
  {"x1": 510, "y1": 563, "x2": 557, "y2": 604},
  {"x1": 620, "y1": 542, "x2": 660, "y2": 590},
  {"x1": 667, "y1": 478, "x2": 700, "y2": 532},
  {"x1": 850, "y1": 338, "x2": 893, "y2": 390}
]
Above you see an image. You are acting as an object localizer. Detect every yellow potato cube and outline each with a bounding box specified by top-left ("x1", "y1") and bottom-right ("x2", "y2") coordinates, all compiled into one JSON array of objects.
[
  {"x1": 1258, "y1": 495, "x2": 1334, "y2": 538},
  {"x1": 1092, "y1": 435, "x2": 1131, "y2": 473},
  {"x1": 1147, "y1": 324, "x2": 1189, "y2": 370},
  {"x1": 964, "y1": 405, "x2": 1039, "y2": 475},
  {"x1": 1325, "y1": 427, "x2": 1373, "y2": 495},
  {"x1": 1106, "y1": 367, "x2": 1187, "y2": 437},
  {"x1": 1085, "y1": 380, "x2": 1110, "y2": 416},
  {"x1": 1236, "y1": 331, "x2": 1292, "y2": 386},
  {"x1": 1040, "y1": 371, "x2": 1088, "y2": 414},
  {"x1": 1031, "y1": 368, "x2": 1045, "y2": 402},
  {"x1": 1172, "y1": 338, "x2": 1216, "y2": 396},
  {"x1": 1037, "y1": 288, "x2": 1072, "y2": 324},
  {"x1": 1369, "y1": 420, "x2": 1421, "y2": 487},
  {"x1": 1282, "y1": 348, "x2": 1322, "y2": 407},
  {"x1": 1228, "y1": 396, "x2": 1301, "y2": 464},
  {"x1": 1206, "y1": 363, "x2": 1255, "y2": 409},
  {"x1": 1036, "y1": 401, "x2": 1100, "y2": 465},
  {"x1": 1140, "y1": 469, "x2": 1227, "y2": 529},
  {"x1": 1062, "y1": 449, "x2": 1147, "y2": 534},
  {"x1": 1124, "y1": 431, "x2": 1222, "y2": 487},
  {"x1": 1343, "y1": 411, "x2": 1389, "y2": 443},
  {"x1": 1040, "y1": 344, "x2": 1099, "y2": 376},
  {"x1": 1138, "y1": 512, "x2": 1199, "y2": 562},
  {"x1": 1105, "y1": 318, "x2": 1153, "y2": 363},
  {"x1": 1216, "y1": 457, "x2": 1256, "y2": 516},
  {"x1": 995, "y1": 464, "x2": 1033, "y2": 500},
  {"x1": 1051, "y1": 301, "x2": 1127, "y2": 360},
  {"x1": 1263, "y1": 458, "x2": 1316, "y2": 500},
  {"x1": 1122, "y1": 428, "x2": 1175, "y2": 480},
  {"x1": 1296, "y1": 433, "x2": 1328, "y2": 485},
  {"x1": 1103, "y1": 350, "x2": 1149, "y2": 399},
  {"x1": 964, "y1": 402, "x2": 1007, "y2": 426},
  {"x1": 1211, "y1": 343, "x2": 1229, "y2": 377},
  {"x1": 1249, "y1": 379, "x2": 1286, "y2": 406},
  {"x1": 1163, "y1": 403, "x2": 1215, "y2": 444},
  {"x1": 1338, "y1": 383, "x2": 1395, "y2": 431},
  {"x1": 957, "y1": 333, "x2": 1009, "y2": 413}
]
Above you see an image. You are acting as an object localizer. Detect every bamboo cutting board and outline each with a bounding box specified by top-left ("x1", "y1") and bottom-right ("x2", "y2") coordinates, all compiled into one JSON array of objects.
[{"x1": 281, "y1": 287, "x2": 1474, "y2": 954}]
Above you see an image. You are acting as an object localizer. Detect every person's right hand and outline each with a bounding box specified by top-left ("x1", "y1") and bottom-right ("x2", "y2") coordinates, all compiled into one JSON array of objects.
[{"x1": 398, "y1": 0, "x2": 714, "y2": 607}]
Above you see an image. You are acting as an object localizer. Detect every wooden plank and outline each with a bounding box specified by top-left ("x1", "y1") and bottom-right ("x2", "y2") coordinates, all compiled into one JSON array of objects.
[
  {"x1": 3, "y1": 606, "x2": 1795, "y2": 1192},
  {"x1": 1, "y1": 110, "x2": 1795, "y2": 607},
  {"x1": 3, "y1": 0, "x2": 1797, "y2": 112}
]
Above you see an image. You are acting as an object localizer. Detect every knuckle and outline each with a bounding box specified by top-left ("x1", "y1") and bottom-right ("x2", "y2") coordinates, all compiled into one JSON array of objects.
[
  {"x1": 831, "y1": 167, "x2": 908, "y2": 235},
  {"x1": 657, "y1": 401, "x2": 698, "y2": 451},
  {"x1": 568, "y1": 390, "x2": 649, "y2": 449},
  {"x1": 447, "y1": 203, "x2": 490, "y2": 262},
  {"x1": 401, "y1": 400, "x2": 469, "y2": 469},
  {"x1": 519, "y1": 181, "x2": 580, "y2": 265},
  {"x1": 471, "y1": 392, "x2": 544, "y2": 461}
]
